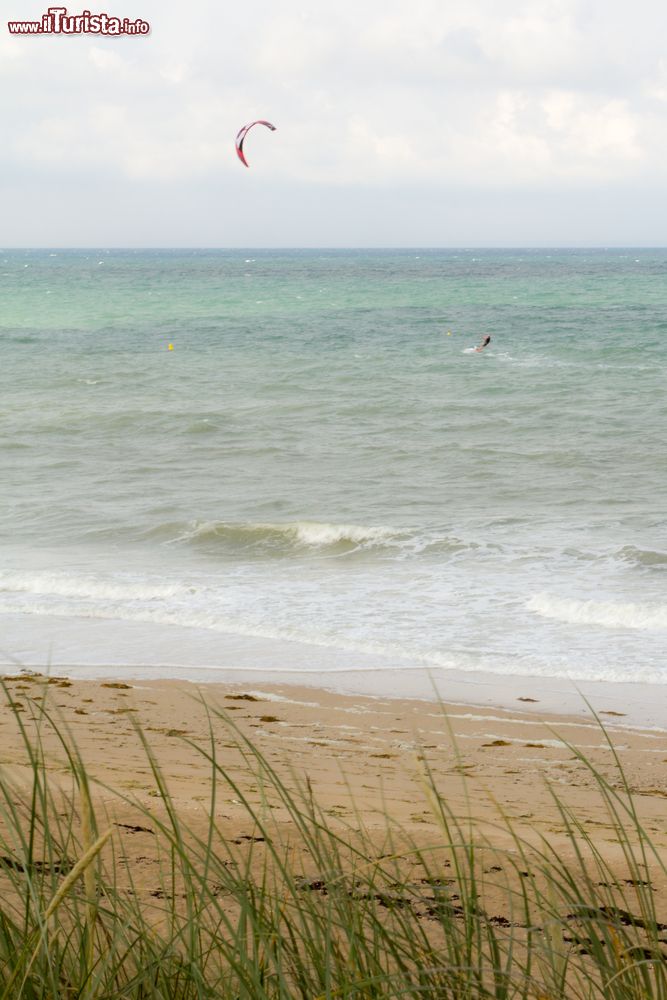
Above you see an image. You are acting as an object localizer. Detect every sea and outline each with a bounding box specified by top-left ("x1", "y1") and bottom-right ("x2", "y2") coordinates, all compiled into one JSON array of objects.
[{"x1": 1, "y1": 248, "x2": 666, "y2": 708}]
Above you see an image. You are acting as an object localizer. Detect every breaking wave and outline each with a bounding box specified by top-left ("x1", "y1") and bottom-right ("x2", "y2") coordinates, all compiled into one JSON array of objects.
[
  {"x1": 146, "y1": 520, "x2": 488, "y2": 559},
  {"x1": 614, "y1": 545, "x2": 667, "y2": 570},
  {"x1": 164, "y1": 520, "x2": 402, "y2": 554},
  {"x1": 527, "y1": 594, "x2": 667, "y2": 631}
]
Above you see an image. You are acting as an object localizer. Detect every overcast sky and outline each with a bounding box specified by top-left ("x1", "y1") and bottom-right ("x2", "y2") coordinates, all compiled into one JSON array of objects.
[{"x1": 2, "y1": 0, "x2": 667, "y2": 246}]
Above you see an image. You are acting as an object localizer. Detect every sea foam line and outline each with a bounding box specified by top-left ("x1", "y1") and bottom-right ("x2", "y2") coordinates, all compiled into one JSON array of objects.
[
  {"x1": 0, "y1": 572, "x2": 187, "y2": 601},
  {"x1": 527, "y1": 593, "x2": 667, "y2": 631}
]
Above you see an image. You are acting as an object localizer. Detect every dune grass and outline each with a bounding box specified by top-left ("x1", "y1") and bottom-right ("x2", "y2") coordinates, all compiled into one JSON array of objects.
[{"x1": 0, "y1": 682, "x2": 666, "y2": 999}]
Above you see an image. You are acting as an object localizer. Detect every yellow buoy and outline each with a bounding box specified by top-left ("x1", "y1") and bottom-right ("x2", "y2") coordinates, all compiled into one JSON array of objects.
[{"x1": 167, "y1": 343, "x2": 174, "y2": 351}]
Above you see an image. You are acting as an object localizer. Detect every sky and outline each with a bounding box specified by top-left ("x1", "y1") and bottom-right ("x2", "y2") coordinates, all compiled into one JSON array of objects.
[{"x1": 2, "y1": 0, "x2": 667, "y2": 246}]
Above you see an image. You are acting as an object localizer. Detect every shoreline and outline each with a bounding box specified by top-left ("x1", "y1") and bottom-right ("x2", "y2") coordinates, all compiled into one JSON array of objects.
[
  {"x1": 3, "y1": 660, "x2": 665, "y2": 733},
  {"x1": 2, "y1": 673, "x2": 666, "y2": 849}
]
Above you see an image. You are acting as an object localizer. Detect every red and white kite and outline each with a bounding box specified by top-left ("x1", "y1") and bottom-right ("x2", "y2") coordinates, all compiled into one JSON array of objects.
[{"x1": 235, "y1": 120, "x2": 276, "y2": 168}]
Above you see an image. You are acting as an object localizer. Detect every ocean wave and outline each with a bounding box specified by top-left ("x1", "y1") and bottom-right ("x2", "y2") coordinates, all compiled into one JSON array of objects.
[
  {"x1": 557, "y1": 545, "x2": 667, "y2": 570},
  {"x1": 4, "y1": 593, "x2": 667, "y2": 686},
  {"x1": 0, "y1": 592, "x2": 576, "y2": 679},
  {"x1": 615, "y1": 545, "x2": 667, "y2": 569},
  {"x1": 164, "y1": 519, "x2": 402, "y2": 554},
  {"x1": 526, "y1": 593, "x2": 667, "y2": 631},
  {"x1": 3, "y1": 567, "x2": 667, "y2": 685},
  {"x1": 148, "y1": 519, "x2": 500, "y2": 560},
  {"x1": 0, "y1": 572, "x2": 187, "y2": 602}
]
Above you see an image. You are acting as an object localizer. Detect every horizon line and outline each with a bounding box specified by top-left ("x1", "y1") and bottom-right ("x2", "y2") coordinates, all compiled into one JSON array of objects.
[{"x1": 3, "y1": 245, "x2": 667, "y2": 252}]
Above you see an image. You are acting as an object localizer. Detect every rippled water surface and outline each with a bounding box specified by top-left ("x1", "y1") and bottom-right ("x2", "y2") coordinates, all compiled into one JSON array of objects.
[{"x1": 1, "y1": 248, "x2": 666, "y2": 685}]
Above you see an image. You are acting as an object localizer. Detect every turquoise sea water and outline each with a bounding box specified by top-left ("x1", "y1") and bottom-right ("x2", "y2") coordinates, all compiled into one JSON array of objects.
[{"x1": 1, "y1": 248, "x2": 666, "y2": 687}]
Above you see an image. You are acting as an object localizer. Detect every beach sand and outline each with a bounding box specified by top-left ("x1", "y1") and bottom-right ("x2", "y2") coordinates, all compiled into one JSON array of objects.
[{"x1": 2, "y1": 673, "x2": 666, "y2": 894}]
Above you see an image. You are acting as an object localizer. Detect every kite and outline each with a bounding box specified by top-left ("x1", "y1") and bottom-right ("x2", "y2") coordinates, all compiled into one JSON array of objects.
[{"x1": 235, "y1": 120, "x2": 276, "y2": 168}]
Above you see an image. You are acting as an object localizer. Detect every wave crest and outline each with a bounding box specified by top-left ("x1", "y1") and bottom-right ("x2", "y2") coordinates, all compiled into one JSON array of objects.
[
  {"x1": 164, "y1": 520, "x2": 403, "y2": 555},
  {"x1": 156, "y1": 520, "x2": 494, "y2": 560},
  {"x1": 527, "y1": 593, "x2": 667, "y2": 631},
  {"x1": 615, "y1": 545, "x2": 667, "y2": 569}
]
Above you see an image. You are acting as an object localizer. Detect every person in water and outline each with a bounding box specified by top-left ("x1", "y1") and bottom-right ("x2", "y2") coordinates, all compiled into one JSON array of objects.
[{"x1": 475, "y1": 334, "x2": 491, "y2": 352}]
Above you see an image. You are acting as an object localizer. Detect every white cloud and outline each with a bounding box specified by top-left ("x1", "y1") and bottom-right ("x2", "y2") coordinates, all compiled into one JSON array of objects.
[
  {"x1": 3, "y1": 0, "x2": 667, "y2": 243},
  {"x1": 159, "y1": 62, "x2": 189, "y2": 85},
  {"x1": 643, "y1": 58, "x2": 667, "y2": 102},
  {"x1": 253, "y1": 14, "x2": 336, "y2": 77},
  {"x1": 478, "y1": 5, "x2": 583, "y2": 80},
  {"x1": 0, "y1": 35, "x2": 25, "y2": 65},
  {"x1": 88, "y1": 46, "x2": 128, "y2": 73}
]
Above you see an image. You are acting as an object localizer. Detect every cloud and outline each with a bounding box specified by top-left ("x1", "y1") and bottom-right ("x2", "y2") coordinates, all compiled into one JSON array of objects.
[
  {"x1": 88, "y1": 45, "x2": 128, "y2": 73},
  {"x1": 477, "y1": 4, "x2": 583, "y2": 81},
  {"x1": 644, "y1": 58, "x2": 667, "y2": 103},
  {"x1": 253, "y1": 14, "x2": 336, "y2": 78},
  {"x1": 2, "y1": 0, "x2": 667, "y2": 243}
]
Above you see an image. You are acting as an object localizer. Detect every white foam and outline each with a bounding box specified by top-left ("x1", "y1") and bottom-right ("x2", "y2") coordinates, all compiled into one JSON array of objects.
[
  {"x1": 289, "y1": 521, "x2": 396, "y2": 547},
  {"x1": 4, "y1": 579, "x2": 667, "y2": 686},
  {"x1": 527, "y1": 593, "x2": 667, "y2": 631},
  {"x1": 172, "y1": 519, "x2": 400, "y2": 550},
  {"x1": 0, "y1": 572, "x2": 187, "y2": 602}
]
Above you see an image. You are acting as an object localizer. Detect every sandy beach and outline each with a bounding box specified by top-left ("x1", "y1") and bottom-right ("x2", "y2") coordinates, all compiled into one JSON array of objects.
[{"x1": 2, "y1": 672, "x2": 666, "y2": 907}]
